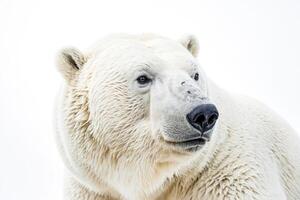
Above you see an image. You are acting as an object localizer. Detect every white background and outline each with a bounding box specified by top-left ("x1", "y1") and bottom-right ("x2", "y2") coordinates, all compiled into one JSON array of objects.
[{"x1": 0, "y1": 0, "x2": 299, "y2": 199}]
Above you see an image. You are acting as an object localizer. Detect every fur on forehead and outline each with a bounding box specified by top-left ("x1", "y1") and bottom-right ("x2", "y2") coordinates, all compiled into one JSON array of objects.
[
  {"x1": 86, "y1": 33, "x2": 199, "y2": 57},
  {"x1": 56, "y1": 34, "x2": 200, "y2": 84}
]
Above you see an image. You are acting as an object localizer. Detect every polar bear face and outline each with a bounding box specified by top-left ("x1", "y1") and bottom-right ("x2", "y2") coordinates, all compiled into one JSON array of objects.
[{"x1": 56, "y1": 35, "x2": 219, "y2": 191}]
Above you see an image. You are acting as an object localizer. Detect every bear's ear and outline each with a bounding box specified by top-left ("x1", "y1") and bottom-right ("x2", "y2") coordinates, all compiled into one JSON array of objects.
[
  {"x1": 179, "y1": 35, "x2": 199, "y2": 57},
  {"x1": 56, "y1": 47, "x2": 86, "y2": 83}
]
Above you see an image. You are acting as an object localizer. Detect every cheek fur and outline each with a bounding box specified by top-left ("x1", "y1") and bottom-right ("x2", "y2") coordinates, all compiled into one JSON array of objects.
[{"x1": 89, "y1": 77, "x2": 148, "y2": 139}]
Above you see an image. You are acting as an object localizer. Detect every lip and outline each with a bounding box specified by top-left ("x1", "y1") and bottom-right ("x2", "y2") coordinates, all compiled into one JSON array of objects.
[{"x1": 165, "y1": 136, "x2": 209, "y2": 152}]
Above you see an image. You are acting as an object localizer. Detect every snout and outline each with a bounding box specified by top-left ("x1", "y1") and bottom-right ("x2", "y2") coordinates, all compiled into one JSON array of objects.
[{"x1": 186, "y1": 104, "x2": 219, "y2": 133}]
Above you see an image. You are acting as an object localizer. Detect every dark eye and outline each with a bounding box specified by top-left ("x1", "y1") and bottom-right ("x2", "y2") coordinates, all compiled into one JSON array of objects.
[
  {"x1": 194, "y1": 73, "x2": 199, "y2": 81},
  {"x1": 137, "y1": 75, "x2": 152, "y2": 85}
]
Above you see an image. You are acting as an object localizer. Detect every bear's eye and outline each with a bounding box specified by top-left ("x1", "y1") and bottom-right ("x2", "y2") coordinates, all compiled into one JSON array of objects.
[
  {"x1": 136, "y1": 75, "x2": 152, "y2": 85},
  {"x1": 194, "y1": 73, "x2": 199, "y2": 81}
]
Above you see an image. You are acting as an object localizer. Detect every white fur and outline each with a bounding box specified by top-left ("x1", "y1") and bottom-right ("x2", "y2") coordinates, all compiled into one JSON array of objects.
[{"x1": 55, "y1": 34, "x2": 300, "y2": 200}]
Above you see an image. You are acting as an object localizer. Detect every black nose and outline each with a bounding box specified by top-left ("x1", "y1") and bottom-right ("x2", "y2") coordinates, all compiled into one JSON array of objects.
[{"x1": 186, "y1": 104, "x2": 219, "y2": 133}]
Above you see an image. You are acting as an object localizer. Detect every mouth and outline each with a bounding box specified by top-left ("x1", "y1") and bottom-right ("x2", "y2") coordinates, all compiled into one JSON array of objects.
[{"x1": 165, "y1": 136, "x2": 209, "y2": 152}]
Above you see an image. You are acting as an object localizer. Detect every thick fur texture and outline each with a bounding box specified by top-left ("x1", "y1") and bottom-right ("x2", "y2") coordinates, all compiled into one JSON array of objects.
[{"x1": 55, "y1": 34, "x2": 300, "y2": 200}]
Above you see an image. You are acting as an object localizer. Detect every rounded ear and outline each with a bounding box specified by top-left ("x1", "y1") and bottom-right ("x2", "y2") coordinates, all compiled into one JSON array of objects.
[
  {"x1": 179, "y1": 35, "x2": 199, "y2": 57},
  {"x1": 56, "y1": 47, "x2": 86, "y2": 83}
]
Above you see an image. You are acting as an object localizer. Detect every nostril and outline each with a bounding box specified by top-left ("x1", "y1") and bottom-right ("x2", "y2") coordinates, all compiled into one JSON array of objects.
[
  {"x1": 194, "y1": 114, "x2": 206, "y2": 126},
  {"x1": 208, "y1": 113, "x2": 218, "y2": 125}
]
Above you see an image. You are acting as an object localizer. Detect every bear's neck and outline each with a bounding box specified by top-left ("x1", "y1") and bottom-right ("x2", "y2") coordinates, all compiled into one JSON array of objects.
[{"x1": 117, "y1": 144, "x2": 220, "y2": 200}]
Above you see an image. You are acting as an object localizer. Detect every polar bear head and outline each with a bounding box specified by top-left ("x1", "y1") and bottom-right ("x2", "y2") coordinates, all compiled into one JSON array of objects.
[{"x1": 56, "y1": 34, "x2": 219, "y2": 198}]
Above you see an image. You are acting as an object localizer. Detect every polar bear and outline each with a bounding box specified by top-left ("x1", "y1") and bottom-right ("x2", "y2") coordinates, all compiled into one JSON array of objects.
[{"x1": 55, "y1": 34, "x2": 300, "y2": 200}]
